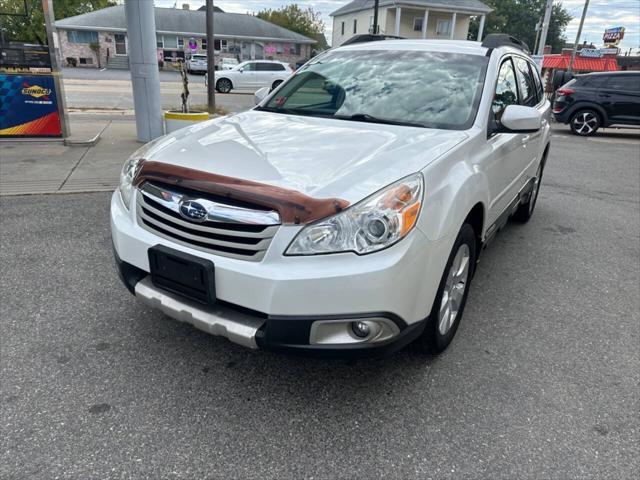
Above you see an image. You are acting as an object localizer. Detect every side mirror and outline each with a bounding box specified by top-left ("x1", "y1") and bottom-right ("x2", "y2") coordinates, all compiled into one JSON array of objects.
[
  {"x1": 239, "y1": 68, "x2": 244, "y2": 73},
  {"x1": 499, "y1": 105, "x2": 542, "y2": 133},
  {"x1": 254, "y1": 86, "x2": 270, "y2": 105}
]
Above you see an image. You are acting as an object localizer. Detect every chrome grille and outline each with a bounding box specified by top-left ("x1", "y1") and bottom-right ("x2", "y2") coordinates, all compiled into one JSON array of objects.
[{"x1": 136, "y1": 182, "x2": 280, "y2": 261}]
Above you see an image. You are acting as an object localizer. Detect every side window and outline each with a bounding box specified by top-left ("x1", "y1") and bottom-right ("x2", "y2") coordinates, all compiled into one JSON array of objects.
[
  {"x1": 493, "y1": 58, "x2": 519, "y2": 121},
  {"x1": 242, "y1": 63, "x2": 256, "y2": 72},
  {"x1": 530, "y1": 62, "x2": 544, "y2": 103},
  {"x1": 607, "y1": 75, "x2": 640, "y2": 92},
  {"x1": 514, "y1": 57, "x2": 537, "y2": 107},
  {"x1": 272, "y1": 63, "x2": 285, "y2": 71}
]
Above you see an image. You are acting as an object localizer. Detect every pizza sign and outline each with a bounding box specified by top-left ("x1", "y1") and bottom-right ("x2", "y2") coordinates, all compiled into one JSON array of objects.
[{"x1": 603, "y1": 27, "x2": 625, "y2": 45}]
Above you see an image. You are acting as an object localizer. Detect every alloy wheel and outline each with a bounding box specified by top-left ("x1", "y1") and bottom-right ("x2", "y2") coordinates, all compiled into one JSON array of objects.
[
  {"x1": 217, "y1": 79, "x2": 231, "y2": 93},
  {"x1": 572, "y1": 111, "x2": 598, "y2": 135},
  {"x1": 438, "y1": 244, "x2": 471, "y2": 335}
]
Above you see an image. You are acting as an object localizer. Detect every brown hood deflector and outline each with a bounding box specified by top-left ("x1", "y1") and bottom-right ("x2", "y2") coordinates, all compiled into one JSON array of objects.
[{"x1": 134, "y1": 161, "x2": 350, "y2": 225}]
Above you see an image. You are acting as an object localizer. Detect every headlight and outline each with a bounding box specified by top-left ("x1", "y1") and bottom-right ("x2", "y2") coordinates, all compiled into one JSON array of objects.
[
  {"x1": 118, "y1": 156, "x2": 142, "y2": 210},
  {"x1": 118, "y1": 135, "x2": 171, "y2": 209},
  {"x1": 286, "y1": 173, "x2": 423, "y2": 255}
]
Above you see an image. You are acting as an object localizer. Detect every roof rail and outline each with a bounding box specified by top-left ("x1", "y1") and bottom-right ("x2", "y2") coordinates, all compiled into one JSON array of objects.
[
  {"x1": 481, "y1": 34, "x2": 530, "y2": 54},
  {"x1": 341, "y1": 34, "x2": 405, "y2": 46}
]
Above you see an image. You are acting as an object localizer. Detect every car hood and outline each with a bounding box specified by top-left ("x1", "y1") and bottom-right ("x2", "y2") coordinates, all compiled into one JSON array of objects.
[{"x1": 145, "y1": 110, "x2": 468, "y2": 204}]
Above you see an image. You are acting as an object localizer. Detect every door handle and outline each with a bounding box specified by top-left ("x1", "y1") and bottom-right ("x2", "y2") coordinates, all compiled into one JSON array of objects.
[{"x1": 522, "y1": 135, "x2": 530, "y2": 144}]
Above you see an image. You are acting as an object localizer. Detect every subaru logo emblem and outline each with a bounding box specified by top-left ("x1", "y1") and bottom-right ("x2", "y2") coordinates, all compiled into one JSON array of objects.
[{"x1": 179, "y1": 200, "x2": 208, "y2": 222}]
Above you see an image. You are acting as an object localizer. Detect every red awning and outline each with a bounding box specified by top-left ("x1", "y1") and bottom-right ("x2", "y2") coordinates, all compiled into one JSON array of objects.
[{"x1": 542, "y1": 55, "x2": 619, "y2": 72}]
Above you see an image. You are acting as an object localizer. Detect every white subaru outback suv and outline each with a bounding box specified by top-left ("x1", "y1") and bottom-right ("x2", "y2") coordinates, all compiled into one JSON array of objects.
[{"x1": 111, "y1": 35, "x2": 551, "y2": 357}]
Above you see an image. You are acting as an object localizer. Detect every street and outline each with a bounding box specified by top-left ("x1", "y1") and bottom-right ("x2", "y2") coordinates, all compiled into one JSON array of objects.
[
  {"x1": 60, "y1": 67, "x2": 255, "y2": 113},
  {"x1": 1, "y1": 130, "x2": 638, "y2": 479}
]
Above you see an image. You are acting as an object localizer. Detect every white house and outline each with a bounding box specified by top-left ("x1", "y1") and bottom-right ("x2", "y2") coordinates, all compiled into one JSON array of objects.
[{"x1": 330, "y1": 0, "x2": 492, "y2": 47}]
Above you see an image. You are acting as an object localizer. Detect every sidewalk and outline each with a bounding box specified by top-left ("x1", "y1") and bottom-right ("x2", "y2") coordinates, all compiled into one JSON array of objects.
[{"x1": 0, "y1": 115, "x2": 140, "y2": 196}]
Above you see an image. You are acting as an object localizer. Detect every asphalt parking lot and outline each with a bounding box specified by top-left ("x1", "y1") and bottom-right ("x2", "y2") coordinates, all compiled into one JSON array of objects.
[{"x1": 1, "y1": 130, "x2": 639, "y2": 479}]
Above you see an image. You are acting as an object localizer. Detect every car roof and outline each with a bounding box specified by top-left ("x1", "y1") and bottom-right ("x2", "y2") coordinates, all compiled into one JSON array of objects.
[
  {"x1": 245, "y1": 60, "x2": 286, "y2": 64},
  {"x1": 333, "y1": 39, "x2": 530, "y2": 58},
  {"x1": 581, "y1": 71, "x2": 639, "y2": 76}
]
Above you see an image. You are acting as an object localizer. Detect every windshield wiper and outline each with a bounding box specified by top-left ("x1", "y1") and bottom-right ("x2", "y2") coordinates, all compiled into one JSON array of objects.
[
  {"x1": 334, "y1": 113, "x2": 426, "y2": 128},
  {"x1": 255, "y1": 106, "x2": 332, "y2": 118}
]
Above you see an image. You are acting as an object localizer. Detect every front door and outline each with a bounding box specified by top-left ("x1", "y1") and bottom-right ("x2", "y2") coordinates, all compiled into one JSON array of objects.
[
  {"x1": 237, "y1": 62, "x2": 258, "y2": 89},
  {"x1": 114, "y1": 34, "x2": 127, "y2": 56},
  {"x1": 599, "y1": 74, "x2": 640, "y2": 125},
  {"x1": 484, "y1": 57, "x2": 529, "y2": 225}
]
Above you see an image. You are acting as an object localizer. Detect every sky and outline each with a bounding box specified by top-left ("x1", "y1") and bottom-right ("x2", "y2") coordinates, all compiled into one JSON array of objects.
[{"x1": 156, "y1": 0, "x2": 640, "y2": 51}]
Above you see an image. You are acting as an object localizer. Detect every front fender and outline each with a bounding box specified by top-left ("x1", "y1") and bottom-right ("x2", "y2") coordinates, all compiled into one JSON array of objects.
[{"x1": 418, "y1": 145, "x2": 489, "y2": 243}]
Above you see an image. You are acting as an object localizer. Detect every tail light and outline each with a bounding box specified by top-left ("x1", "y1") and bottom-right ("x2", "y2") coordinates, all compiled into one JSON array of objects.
[{"x1": 557, "y1": 88, "x2": 575, "y2": 96}]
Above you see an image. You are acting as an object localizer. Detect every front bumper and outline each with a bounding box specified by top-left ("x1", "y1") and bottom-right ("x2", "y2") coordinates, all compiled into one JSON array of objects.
[
  {"x1": 111, "y1": 191, "x2": 449, "y2": 356},
  {"x1": 114, "y1": 251, "x2": 425, "y2": 357}
]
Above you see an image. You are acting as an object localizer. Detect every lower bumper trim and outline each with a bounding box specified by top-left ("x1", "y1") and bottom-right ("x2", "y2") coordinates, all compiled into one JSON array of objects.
[{"x1": 134, "y1": 277, "x2": 265, "y2": 349}]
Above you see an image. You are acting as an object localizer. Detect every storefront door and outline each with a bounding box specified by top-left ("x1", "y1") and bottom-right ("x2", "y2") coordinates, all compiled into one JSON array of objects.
[{"x1": 114, "y1": 34, "x2": 127, "y2": 56}]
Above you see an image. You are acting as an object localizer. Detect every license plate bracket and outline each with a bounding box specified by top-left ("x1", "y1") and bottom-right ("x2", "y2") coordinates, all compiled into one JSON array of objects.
[{"x1": 148, "y1": 245, "x2": 216, "y2": 305}]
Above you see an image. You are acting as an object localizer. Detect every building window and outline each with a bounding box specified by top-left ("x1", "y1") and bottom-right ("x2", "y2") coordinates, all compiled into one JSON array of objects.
[
  {"x1": 163, "y1": 35, "x2": 178, "y2": 49},
  {"x1": 413, "y1": 18, "x2": 423, "y2": 32},
  {"x1": 295, "y1": 43, "x2": 301, "y2": 55},
  {"x1": 156, "y1": 34, "x2": 163, "y2": 48},
  {"x1": 68, "y1": 30, "x2": 98, "y2": 44},
  {"x1": 341, "y1": 22, "x2": 345, "y2": 36},
  {"x1": 436, "y1": 19, "x2": 451, "y2": 36},
  {"x1": 276, "y1": 43, "x2": 283, "y2": 54},
  {"x1": 213, "y1": 39, "x2": 228, "y2": 52},
  {"x1": 201, "y1": 38, "x2": 207, "y2": 50},
  {"x1": 178, "y1": 37, "x2": 184, "y2": 48},
  {"x1": 353, "y1": 19, "x2": 357, "y2": 34}
]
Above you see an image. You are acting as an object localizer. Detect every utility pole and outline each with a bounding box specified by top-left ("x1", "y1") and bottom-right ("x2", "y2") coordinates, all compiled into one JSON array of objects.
[
  {"x1": 372, "y1": 0, "x2": 379, "y2": 34},
  {"x1": 206, "y1": 0, "x2": 216, "y2": 114},
  {"x1": 124, "y1": 0, "x2": 163, "y2": 142},
  {"x1": 43, "y1": 0, "x2": 69, "y2": 137},
  {"x1": 536, "y1": 0, "x2": 553, "y2": 56},
  {"x1": 533, "y1": 17, "x2": 542, "y2": 54},
  {"x1": 568, "y1": 0, "x2": 590, "y2": 74}
]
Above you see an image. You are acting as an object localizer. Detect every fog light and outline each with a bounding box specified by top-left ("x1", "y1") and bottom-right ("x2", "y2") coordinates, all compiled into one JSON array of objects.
[{"x1": 351, "y1": 321, "x2": 371, "y2": 338}]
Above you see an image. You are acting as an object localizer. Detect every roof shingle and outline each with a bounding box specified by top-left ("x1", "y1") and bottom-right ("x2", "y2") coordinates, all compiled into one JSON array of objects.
[{"x1": 55, "y1": 6, "x2": 315, "y2": 44}]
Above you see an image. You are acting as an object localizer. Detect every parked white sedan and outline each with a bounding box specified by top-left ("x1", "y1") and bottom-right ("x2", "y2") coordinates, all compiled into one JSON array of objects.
[{"x1": 206, "y1": 60, "x2": 293, "y2": 93}]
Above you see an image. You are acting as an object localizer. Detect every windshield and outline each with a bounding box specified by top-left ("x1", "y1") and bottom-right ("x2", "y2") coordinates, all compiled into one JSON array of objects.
[
  {"x1": 260, "y1": 49, "x2": 488, "y2": 130},
  {"x1": 192, "y1": 55, "x2": 206, "y2": 60}
]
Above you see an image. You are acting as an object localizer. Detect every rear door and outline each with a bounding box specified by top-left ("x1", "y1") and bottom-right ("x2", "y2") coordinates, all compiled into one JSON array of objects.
[
  {"x1": 598, "y1": 74, "x2": 640, "y2": 125},
  {"x1": 254, "y1": 62, "x2": 275, "y2": 87}
]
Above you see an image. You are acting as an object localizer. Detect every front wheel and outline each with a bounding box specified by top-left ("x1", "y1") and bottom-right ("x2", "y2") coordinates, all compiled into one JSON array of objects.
[
  {"x1": 216, "y1": 78, "x2": 232, "y2": 94},
  {"x1": 271, "y1": 80, "x2": 283, "y2": 91},
  {"x1": 415, "y1": 224, "x2": 477, "y2": 354},
  {"x1": 570, "y1": 109, "x2": 600, "y2": 136}
]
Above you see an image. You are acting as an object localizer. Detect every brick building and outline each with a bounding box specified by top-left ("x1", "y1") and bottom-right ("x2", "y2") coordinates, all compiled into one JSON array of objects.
[{"x1": 54, "y1": 5, "x2": 316, "y2": 69}]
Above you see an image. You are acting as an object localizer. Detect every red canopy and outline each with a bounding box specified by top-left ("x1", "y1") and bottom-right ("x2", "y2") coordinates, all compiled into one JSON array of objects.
[{"x1": 543, "y1": 55, "x2": 619, "y2": 72}]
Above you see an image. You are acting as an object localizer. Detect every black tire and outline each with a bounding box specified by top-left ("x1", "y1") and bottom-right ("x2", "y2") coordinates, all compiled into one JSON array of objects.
[
  {"x1": 512, "y1": 161, "x2": 544, "y2": 223},
  {"x1": 216, "y1": 78, "x2": 232, "y2": 94},
  {"x1": 570, "y1": 109, "x2": 600, "y2": 136},
  {"x1": 271, "y1": 80, "x2": 283, "y2": 91},
  {"x1": 415, "y1": 224, "x2": 477, "y2": 354}
]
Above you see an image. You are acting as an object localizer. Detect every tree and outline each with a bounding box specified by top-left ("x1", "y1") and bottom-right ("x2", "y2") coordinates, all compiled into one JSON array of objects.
[
  {"x1": 88, "y1": 40, "x2": 100, "y2": 68},
  {"x1": 468, "y1": 0, "x2": 572, "y2": 53},
  {"x1": 256, "y1": 4, "x2": 324, "y2": 40},
  {"x1": 0, "y1": 0, "x2": 115, "y2": 45}
]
